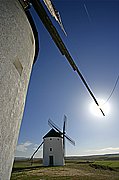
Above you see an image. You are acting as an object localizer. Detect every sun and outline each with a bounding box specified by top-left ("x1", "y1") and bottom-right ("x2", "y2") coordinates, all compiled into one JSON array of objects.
[{"x1": 90, "y1": 99, "x2": 110, "y2": 118}]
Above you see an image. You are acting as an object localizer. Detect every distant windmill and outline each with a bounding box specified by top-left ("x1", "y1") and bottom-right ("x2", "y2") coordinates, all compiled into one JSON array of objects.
[
  {"x1": 48, "y1": 115, "x2": 75, "y2": 159},
  {"x1": 30, "y1": 115, "x2": 75, "y2": 166}
]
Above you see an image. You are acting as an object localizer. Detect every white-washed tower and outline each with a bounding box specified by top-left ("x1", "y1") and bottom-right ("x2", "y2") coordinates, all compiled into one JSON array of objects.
[
  {"x1": 43, "y1": 129, "x2": 64, "y2": 166},
  {"x1": 0, "y1": 0, "x2": 36, "y2": 179}
]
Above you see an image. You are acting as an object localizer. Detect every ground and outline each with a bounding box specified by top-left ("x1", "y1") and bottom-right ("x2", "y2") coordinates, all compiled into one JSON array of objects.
[{"x1": 11, "y1": 156, "x2": 119, "y2": 180}]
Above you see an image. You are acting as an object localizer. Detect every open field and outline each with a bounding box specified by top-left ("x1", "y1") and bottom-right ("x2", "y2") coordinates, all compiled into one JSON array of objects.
[{"x1": 11, "y1": 154, "x2": 119, "y2": 180}]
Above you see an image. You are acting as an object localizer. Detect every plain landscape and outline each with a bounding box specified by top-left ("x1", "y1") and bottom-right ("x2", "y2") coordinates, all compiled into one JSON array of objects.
[{"x1": 11, "y1": 154, "x2": 119, "y2": 180}]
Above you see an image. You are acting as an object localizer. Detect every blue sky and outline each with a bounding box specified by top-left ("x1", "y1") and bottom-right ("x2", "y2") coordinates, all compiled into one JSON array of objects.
[{"x1": 16, "y1": 0, "x2": 119, "y2": 158}]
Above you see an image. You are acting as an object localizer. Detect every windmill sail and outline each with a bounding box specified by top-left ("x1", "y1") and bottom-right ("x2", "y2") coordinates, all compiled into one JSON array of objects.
[
  {"x1": 31, "y1": 0, "x2": 105, "y2": 116},
  {"x1": 63, "y1": 115, "x2": 67, "y2": 157},
  {"x1": 48, "y1": 118, "x2": 62, "y2": 134},
  {"x1": 63, "y1": 115, "x2": 75, "y2": 146},
  {"x1": 63, "y1": 115, "x2": 67, "y2": 134},
  {"x1": 43, "y1": 0, "x2": 67, "y2": 35},
  {"x1": 30, "y1": 141, "x2": 43, "y2": 161},
  {"x1": 64, "y1": 134, "x2": 75, "y2": 146}
]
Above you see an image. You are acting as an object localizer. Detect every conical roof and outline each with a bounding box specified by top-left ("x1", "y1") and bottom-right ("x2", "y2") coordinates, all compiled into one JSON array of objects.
[{"x1": 43, "y1": 129, "x2": 62, "y2": 138}]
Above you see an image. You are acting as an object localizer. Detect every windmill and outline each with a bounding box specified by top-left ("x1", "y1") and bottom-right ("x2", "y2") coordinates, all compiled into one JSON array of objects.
[
  {"x1": 30, "y1": 115, "x2": 75, "y2": 166},
  {"x1": 48, "y1": 115, "x2": 75, "y2": 158}
]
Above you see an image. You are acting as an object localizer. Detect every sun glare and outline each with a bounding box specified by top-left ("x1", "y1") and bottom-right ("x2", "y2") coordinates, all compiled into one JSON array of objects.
[{"x1": 90, "y1": 99, "x2": 110, "y2": 118}]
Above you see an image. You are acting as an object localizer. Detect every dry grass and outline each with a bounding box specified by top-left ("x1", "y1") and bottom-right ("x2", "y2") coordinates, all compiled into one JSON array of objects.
[{"x1": 11, "y1": 161, "x2": 119, "y2": 180}]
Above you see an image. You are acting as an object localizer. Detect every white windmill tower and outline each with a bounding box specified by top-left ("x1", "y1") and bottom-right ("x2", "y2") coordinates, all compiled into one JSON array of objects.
[
  {"x1": 43, "y1": 128, "x2": 64, "y2": 166},
  {"x1": 30, "y1": 115, "x2": 75, "y2": 166}
]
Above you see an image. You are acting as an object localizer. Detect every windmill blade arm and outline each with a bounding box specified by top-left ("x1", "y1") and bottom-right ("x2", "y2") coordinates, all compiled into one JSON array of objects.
[
  {"x1": 63, "y1": 115, "x2": 67, "y2": 134},
  {"x1": 43, "y1": 0, "x2": 56, "y2": 19},
  {"x1": 43, "y1": 0, "x2": 67, "y2": 35},
  {"x1": 48, "y1": 119, "x2": 62, "y2": 134},
  {"x1": 30, "y1": 141, "x2": 43, "y2": 160},
  {"x1": 31, "y1": 0, "x2": 105, "y2": 116},
  {"x1": 65, "y1": 134, "x2": 75, "y2": 146}
]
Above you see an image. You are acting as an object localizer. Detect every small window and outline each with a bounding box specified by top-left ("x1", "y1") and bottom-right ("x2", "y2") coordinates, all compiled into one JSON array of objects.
[
  {"x1": 57, "y1": 138, "x2": 59, "y2": 141},
  {"x1": 50, "y1": 138, "x2": 52, "y2": 140},
  {"x1": 13, "y1": 58, "x2": 23, "y2": 76},
  {"x1": 50, "y1": 148, "x2": 52, "y2": 151}
]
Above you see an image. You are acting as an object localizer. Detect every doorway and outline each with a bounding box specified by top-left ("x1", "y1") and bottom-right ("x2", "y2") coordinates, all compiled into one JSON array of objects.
[{"x1": 49, "y1": 155, "x2": 54, "y2": 166}]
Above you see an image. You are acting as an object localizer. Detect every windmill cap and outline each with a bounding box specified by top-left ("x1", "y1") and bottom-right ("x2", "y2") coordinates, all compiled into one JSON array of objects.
[{"x1": 43, "y1": 129, "x2": 62, "y2": 138}]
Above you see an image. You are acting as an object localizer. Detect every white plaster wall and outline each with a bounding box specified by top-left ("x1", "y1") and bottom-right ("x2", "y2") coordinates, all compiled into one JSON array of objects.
[
  {"x1": 43, "y1": 137, "x2": 64, "y2": 166},
  {"x1": 0, "y1": 0, "x2": 35, "y2": 179}
]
